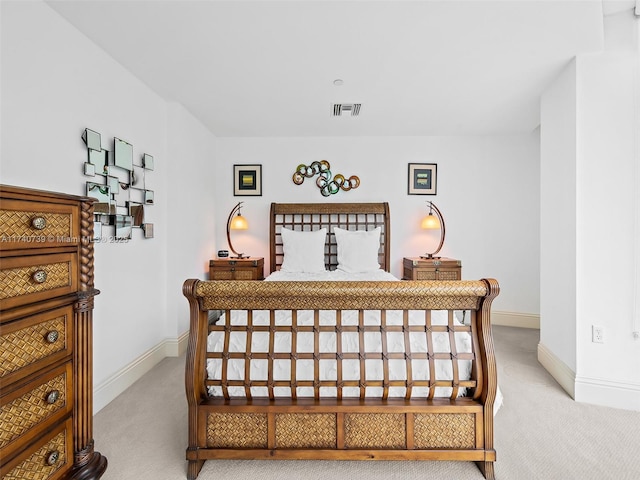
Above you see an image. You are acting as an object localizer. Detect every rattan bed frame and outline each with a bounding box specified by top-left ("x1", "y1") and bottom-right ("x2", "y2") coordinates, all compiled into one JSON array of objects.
[{"x1": 184, "y1": 202, "x2": 500, "y2": 480}]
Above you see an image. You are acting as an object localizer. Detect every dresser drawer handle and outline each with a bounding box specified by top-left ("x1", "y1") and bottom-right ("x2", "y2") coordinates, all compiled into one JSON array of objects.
[
  {"x1": 45, "y1": 330, "x2": 59, "y2": 343},
  {"x1": 32, "y1": 270, "x2": 48, "y2": 283},
  {"x1": 31, "y1": 216, "x2": 47, "y2": 230},
  {"x1": 46, "y1": 450, "x2": 60, "y2": 466},
  {"x1": 45, "y1": 390, "x2": 61, "y2": 404}
]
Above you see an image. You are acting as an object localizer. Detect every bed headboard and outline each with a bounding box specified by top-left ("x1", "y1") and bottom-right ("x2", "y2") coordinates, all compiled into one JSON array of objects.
[{"x1": 269, "y1": 202, "x2": 390, "y2": 273}]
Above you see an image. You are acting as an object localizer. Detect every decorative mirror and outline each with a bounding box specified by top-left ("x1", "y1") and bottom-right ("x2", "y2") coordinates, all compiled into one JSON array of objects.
[
  {"x1": 82, "y1": 128, "x2": 154, "y2": 240},
  {"x1": 114, "y1": 137, "x2": 133, "y2": 171}
]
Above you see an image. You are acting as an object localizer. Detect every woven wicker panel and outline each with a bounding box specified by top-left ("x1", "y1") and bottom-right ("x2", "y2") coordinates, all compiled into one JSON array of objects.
[
  {"x1": 233, "y1": 270, "x2": 256, "y2": 280},
  {"x1": 210, "y1": 270, "x2": 234, "y2": 280},
  {"x1": 413, "y1": 413, "x2": 475, "y2": 449},
  {"x1": 344, "y1": 413, "x2": 406, "y2": 449},
  {"x1": 275, "y1": 413, "x2": 336, "y2": 448},
  {"x1": 0, "y1": 262, "x2": 71, "y2": 300},
  {"x1": 196, "y1": 280, "x2": 485, "y2": 311},
  {"x1": 0, "y1": 209, "x2": 72, "y2": 238},
  {"x1": 207, "y1": 413, "x2": 267, "y2": 448},
  {"x1": 437, "y1": 271, "x2": 460, "y2": 281},
  {"x1": 0, "y1": 317, "x2": 67, "y2": 378},
  {"x1": 415, "y1": 271, "x2": 437, "y2": 280},
  {"x1": 2, "y1": 429, "x2": 67, "y2": 480},
  {"x1": 0, "y1": 373, "x2": 68, "y2": 447}
]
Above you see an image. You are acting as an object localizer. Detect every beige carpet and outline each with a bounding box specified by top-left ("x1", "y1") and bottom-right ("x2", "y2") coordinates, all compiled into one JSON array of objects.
[{"x1": 94, "y1": 326, "x2": 640, "y2": 479}]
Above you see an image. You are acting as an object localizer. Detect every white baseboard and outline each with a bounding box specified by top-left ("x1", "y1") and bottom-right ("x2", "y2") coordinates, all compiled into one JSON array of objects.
[
  {"x1": 165, "y1": 330, "x2": 190, "y2": 357},
  {"x1": 492, "y1": 310, "x2": 540, "y2": 329},
  {"x1": 93, "y1": 332, "x2": 189, "y2": 414},
  {"x1": 537, "y1": 342, "x2": 576, "y2": 398},
  {"x1": 538, "y1": 343, "x2": 640, "y2": 411},
  {"x1": 575, "y1": 376, "x2": 640, "y2": 411}
]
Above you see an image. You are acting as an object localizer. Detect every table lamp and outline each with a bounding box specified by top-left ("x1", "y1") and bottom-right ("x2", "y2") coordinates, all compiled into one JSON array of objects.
[
  {"x1": 420, "y1": 201, "x2": 445, "y2": 259},
  {"x1": 226, "y1": 201, "x2": 249, "y2": 258}
]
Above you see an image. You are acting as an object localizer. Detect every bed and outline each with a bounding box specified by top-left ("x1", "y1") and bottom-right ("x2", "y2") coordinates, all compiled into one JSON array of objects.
[{"x1": 183, "y1": 202, "x2": 500, "y2": 479}]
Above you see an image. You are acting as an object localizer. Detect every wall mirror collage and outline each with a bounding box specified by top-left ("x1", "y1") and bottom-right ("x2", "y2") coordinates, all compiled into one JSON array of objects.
[{"x1": 82, "y1": 128, "x2": 154, "y2": 240}]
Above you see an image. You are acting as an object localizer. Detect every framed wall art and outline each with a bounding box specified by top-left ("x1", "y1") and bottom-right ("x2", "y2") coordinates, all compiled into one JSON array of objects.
[
  {"x1": 233, "y1": 164, "x2": 262, "y2": 196},
  {"x1": 408, "y1": 163, "x2": 437, "y2": 195}
]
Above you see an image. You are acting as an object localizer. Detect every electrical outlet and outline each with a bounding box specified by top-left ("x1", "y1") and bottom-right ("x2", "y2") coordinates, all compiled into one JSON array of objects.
[{"x1": 592, "y1": 325, "x2": 604, "y2": 343}]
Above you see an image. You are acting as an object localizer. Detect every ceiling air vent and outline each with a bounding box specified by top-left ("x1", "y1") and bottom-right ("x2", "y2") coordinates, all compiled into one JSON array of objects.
[{"x1": 332, "y1": 103, "x2": 361, "y2": 117}]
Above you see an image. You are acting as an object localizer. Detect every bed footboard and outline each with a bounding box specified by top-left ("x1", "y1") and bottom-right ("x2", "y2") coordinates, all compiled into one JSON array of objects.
[{"x1": 183, "y1": 279, "x2": 499, "y2": 480}]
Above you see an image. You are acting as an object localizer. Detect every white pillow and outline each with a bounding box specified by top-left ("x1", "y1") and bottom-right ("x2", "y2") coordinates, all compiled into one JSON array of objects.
[
  {"x1": 280, "y1": 227, "x2": 327, "y2": 273},
  {"x1": 334, "y1": 227, "x2": 381, "y2": 273}
]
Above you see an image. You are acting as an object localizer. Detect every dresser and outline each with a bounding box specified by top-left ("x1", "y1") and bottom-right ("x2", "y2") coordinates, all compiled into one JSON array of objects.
[
  {"x1": 209, "y1": 257, "x2": 264, "y2": 280},
  {"x1": 0, "y1": 185, "x2": 107, "y2": 480},
  {"x1": 402, "y1": 257, "x2": 462, "y2": 281}
]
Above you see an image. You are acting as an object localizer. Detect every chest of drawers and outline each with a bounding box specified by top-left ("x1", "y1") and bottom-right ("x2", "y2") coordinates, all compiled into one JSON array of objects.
[{"x1": 0, "y1": 185, "x2": 107, "y2": 480}]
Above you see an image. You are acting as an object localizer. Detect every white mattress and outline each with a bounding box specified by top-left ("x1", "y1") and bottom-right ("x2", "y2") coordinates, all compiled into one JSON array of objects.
[{"x1": 206, "y1": 270, "x2": 503, "y2": 411}]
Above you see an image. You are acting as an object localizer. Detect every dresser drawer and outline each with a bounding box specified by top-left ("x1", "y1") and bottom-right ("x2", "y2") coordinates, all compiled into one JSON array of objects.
[
  {"x1": 0, "y1": 199, "x2": 78, "y2": 251},
  {"x1": 210, "y1": 268, "x2": 259, "y2": 280},
  {"x1": 0, "y1": 304, "x2": 72, "y2": 385},
  {"x1": 0, "y1": 253, "x2": 78, "y2": 310},
  {"x1": 0, "y1": 363, "x2": 73, "y2": 457},
  {"x1": 413, "y1": 268, "x2": 461, "y2": 281},
  {"x1": 0, "y1": 417, "x2": 73, "y2": 480}
]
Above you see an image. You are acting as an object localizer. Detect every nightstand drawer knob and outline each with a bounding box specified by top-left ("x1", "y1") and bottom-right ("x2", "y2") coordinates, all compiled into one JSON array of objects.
[
  {"x1": 31, "y1": 216, "x2": 47, "y2": 230},
  {"x1": 32, "y1": 269, "x2": 47, "y2": 283},
  {"x1": 46, "y1": 390, "x2": 60, "y2": 404},
  {"x1": 46, "y1": 450, "x2": 60, "y2": 466},
  {"x1": 45, "y1": 330, "x2": 59, "y2": 343}
]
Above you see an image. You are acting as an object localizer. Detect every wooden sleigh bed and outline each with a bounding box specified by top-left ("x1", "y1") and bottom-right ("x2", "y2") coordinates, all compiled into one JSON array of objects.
[{"x1": 183, "y1": 202, "x2": 500, "y2": 479}]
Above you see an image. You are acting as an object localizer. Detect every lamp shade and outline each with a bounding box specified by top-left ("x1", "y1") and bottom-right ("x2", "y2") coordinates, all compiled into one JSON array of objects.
[
  {"x1": 421, "y1": 213, "x2": 441, "y2": 230},
  {"x1": 230, "y1": 214, "x2": 248, "y2": 230}
]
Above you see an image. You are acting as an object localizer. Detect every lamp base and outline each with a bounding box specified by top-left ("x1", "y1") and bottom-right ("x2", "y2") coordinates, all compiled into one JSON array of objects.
[{"x1": 420, "y1": 254, "x2": 441, "y2": 259}]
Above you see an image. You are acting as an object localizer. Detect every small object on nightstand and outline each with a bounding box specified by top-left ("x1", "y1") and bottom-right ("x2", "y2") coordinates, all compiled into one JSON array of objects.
[
  {"x1": 403, "y1": 257, "x2": 461, "y2": 281},
  {"x1": 209, "y1": 257, "x2": 264, "y2": 280},
  {"x1": 217, "y1": 249, "x2": 229, "y2": 258}
]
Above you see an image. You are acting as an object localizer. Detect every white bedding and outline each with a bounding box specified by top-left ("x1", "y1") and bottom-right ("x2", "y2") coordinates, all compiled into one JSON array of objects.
[{"x1": 206, "y1": 270, "x2": 503, "y2": 411}]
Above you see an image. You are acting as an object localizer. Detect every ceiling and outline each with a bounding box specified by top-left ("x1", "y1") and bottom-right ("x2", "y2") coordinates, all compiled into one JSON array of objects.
[{"x1": 45, "y1": 1, "x2": 622, "y2": 137}]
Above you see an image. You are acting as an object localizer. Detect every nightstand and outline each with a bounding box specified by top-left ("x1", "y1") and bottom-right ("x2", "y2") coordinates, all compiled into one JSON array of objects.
[
  {"x1": 402, "y1": 257, "x2": 462, "y2": 280},
  {"x1": 209, "y1": 257, "x2": 264, "y2": 280}
]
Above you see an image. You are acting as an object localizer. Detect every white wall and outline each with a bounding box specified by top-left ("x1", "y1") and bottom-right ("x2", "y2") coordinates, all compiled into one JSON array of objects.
[
  {"x1": 540, "y1": 60, "x2": 578, "y2": 373},
  {"x1": 540, "y1": 10, "x2": 640, "y2": 410},
  {"x1": 1, "y1": 1, "x2": 217, "y2": 411},
  {"x1": 215, "y1": 135, "x2": 540, "y2": 315},
  {"x1": 574, "y1": 50, "x2": 640, "y2": 409},
  {"x1": 166, "y1": 102, "x2": 218, "y2": 337}
]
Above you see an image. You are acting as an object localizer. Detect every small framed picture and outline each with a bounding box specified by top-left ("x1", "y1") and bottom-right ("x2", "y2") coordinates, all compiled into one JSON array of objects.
[
  {"x1": 408, "y1": 163, "x2": 437, "y2": 195},
  {"x1": 233, "y1": 164, "x2": 262, "y2": 196}
]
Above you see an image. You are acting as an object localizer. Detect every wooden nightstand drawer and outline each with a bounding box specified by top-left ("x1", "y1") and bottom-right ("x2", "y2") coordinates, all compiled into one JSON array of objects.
[
  {"x1": 402, "y1": 257, "x2": 462, "y2": 281},
  {"x1": 0, "y1": 305, "x2": 73, "y2": 385},
  {"x1": 0, "y1": 363, "x2": 73, "y2": 457},
  {"x1": 0, "y1": 199, "x2": 78, "y2": 251},
  {"x1": 0, "y1": 417, "x2": 73, "y2": 480},
  {"x1": 0, "y1": 253, "x2": 78, "y2": 310},
  {"x1": 209, "y1": 257, "x2": 264, "y2": 281}
]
